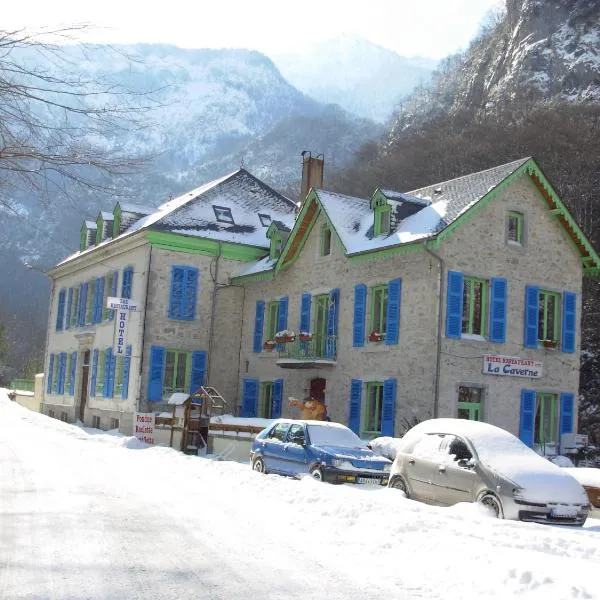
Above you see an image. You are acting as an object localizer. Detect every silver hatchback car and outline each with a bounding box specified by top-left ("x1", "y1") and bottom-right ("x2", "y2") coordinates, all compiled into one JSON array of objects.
[{"x1": 388, "y1": 419, "x2": 589, "y2": 526}]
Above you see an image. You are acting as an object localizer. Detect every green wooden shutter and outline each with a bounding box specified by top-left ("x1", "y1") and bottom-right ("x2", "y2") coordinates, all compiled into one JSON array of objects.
[{"x1": 109, "y1": 272, "x2": 118, "y2": 321}]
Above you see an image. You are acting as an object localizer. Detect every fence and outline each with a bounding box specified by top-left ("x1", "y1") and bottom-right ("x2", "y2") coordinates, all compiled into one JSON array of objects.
[{"x1": 9, "y1": 378, "x2": 35, "y2": 392}]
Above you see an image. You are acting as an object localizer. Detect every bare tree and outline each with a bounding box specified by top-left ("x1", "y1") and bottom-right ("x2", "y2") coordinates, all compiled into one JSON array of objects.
[{"x1": 0, "y1": 26, "x2": 160, "y2": 209}]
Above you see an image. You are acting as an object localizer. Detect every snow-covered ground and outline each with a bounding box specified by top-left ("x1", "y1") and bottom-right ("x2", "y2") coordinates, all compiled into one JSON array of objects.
[{"x1": 1, "y1": 390, "x2": 599, "y2": 600}]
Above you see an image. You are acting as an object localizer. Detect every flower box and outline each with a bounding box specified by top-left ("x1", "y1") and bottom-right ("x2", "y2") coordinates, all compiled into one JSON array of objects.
[
  {"x1": 263, "y1": 340, "x2": 276, "y2": 351},
  {"x1": 299, "y1": 332, "x2": 313, "y2": 342},
  {"x1": 275, "y1": 330, "x2": 296, "y2": 344},
  {"x1": 542, "y1": 339, "x2": 558, "y2": 349},
  {"x1": 368, "y1": 331, "x2": 384, "y2": 343}
]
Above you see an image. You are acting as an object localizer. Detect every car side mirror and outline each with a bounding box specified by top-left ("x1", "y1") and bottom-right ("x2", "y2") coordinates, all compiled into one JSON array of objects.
[{"x1": 458, "y1": 458, "x2": 476, "y2": 469}]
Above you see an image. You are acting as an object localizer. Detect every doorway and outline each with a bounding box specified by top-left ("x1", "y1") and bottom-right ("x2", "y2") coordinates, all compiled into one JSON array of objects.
[
  {"x1": 310, "y1": 377, "x2": 326, "y2": 403},
  {"x1": 79, "y1": 350, "x2": 90, "y2": 422},
  {"x1": 314, "y1": 295, "x2": 329, "y2": 357}
]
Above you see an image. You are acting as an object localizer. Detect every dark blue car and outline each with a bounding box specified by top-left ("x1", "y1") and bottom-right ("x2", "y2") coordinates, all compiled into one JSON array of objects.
[{"x1": 250, "y1": 419, "x2": 391, "y2": 485}]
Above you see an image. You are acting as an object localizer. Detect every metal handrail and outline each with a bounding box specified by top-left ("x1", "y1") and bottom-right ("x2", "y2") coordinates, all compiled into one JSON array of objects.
[{"x1": 277, "y1": 334, "x2": 337, "y2": 361}]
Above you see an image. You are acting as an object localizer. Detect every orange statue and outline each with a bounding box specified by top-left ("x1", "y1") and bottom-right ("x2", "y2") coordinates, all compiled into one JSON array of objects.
[{"x1": 288, "y1": 396, "x2": 329, "y2": 421}]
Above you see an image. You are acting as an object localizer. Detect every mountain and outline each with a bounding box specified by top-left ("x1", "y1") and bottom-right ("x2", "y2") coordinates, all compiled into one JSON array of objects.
[{"x1": 273, "y1": 34, "x2": 437, "y2": 123}]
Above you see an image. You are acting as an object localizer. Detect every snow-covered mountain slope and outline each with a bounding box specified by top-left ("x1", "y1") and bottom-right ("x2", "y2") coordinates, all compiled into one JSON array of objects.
[{"x1": 274, "y1": 34, "x2": 437, "y2": 123}]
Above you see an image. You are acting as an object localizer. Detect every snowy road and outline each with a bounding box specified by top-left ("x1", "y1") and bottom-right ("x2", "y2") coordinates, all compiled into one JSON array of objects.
[{"x1": 1, "y1": 392, "x2": 599, "y2": 600}]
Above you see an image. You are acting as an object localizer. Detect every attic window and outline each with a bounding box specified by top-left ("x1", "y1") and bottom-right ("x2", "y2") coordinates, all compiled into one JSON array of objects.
[
  {"x1": 258, "y1": 213, "x2": 271, "y2": 227},
  {"x1": 213, "y1": 205, "x2": 234, "y2": 224}
]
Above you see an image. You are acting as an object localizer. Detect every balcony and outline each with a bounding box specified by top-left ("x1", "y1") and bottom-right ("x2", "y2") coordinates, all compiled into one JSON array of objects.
[{"x1": 276, "y1": 335, "x2": 337, "y2": 369}]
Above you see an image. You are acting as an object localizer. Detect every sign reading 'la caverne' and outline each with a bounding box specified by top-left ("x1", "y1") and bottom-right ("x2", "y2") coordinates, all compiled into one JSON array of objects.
[{"x1": 483, "y1": 354, "x2": 543, "y2": 379}]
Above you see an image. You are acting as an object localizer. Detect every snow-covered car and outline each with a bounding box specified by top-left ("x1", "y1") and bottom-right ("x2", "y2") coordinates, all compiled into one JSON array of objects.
[
  {"x1": 250, "y1": 419, "x2": 392, "y2": 485},
  {"x1": 562, "y1": 468, "x2": 600, "y2": 518},
  {"x1": 388, "y1": 418, "x2": 589, "y2": 525}
]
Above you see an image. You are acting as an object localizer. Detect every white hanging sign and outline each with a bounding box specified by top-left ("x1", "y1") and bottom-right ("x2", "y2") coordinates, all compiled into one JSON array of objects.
[
  {"x1": 113, "y1": 310, "x2": 129, "y2": 356},
  {"x1": 107, "y1": 296, "x2": 140, "y2": 312},
  {"x1": 483, "y1": 354, "x2": 543, "y2": 378}
]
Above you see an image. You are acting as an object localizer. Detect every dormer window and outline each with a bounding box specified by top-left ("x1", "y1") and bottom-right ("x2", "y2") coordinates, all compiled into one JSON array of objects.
[
  {"x1": 266, "y1": 220, "x2": 290, "y2": 260},
  {"x1": 377, "y1": 209, "x2": 391, "y2": 236},
  {"x1": 370, "y1": 190, "x2": 392, "y2": 237},
  {"x1": 258, "y1": 213, "x2": 271, "y2": 227},
  {"x1": 321, "y1": 225, "x2": 331, "y2": 256},
  {"x1": 213, "y1": 205, "x2": 234, "y2": 224},
  {"x1": 507, "y1": 211, "x2": 524, "y2": 245}
]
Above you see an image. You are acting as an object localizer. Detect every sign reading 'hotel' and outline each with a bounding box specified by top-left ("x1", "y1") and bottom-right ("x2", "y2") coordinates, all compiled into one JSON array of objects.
[{"x1": 483, "y1": 354, "x2": 543, "y2": 379}]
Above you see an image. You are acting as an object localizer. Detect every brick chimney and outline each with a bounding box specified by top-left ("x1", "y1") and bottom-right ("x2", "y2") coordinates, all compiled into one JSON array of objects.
[{"x1": 300, "y1": 150, "x2": 324, "y2": 203}]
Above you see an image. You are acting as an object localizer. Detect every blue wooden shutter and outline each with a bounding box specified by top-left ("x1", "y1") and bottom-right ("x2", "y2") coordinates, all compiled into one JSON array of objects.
[
  {"x1": 559, "y1": 392, "x2": 574, "y2": 437},
  {"x1": 69, "y1": 352, "x2": 77, "y2": 396},
  {"x1": 47, "y1": 354, "x2": 55, "y2": 393},
  {"x1": 122, "y1": 345, "x2": 132, "y2": 399},
  {"x1": 299, "y1": 293, "x2": 311, "y2": 332},
  {"x1": 121, "y1": 267, "x2": 133, "y2": 299},
  {"x1": 519, "y1": 389, "x2": 536, "y2": 447},
  {"x1": 277, "y1": 296, "x2": 288, "y2": 332},
  {"x1": 524, "y1": 285, "x2": 539, "y2": 348},
  {"x1": 168, "y1": 266, "x2": 184, "y2": 319},
  {"x1": 104, "y1": 348, "x2": 115, "y2": 397},
  {"x1": 90, "y1": 349, "x2": 99, "y2": 398},
  {"x1": 348, "y1": 379, "x2": 362, "y2": 434},
  {"x1": 241, "y1": 378, "x2": 259, "y2": 417},
  {"x1": 78, "y1": 282, "x2": 88, "y2": 326},
  {"x1": 446, "y1": 271, "x2": 463, "y2": 339},
  {"x1": 94, "y1": 276, "x2": 105, "y2": 323},
  {"x1": 253, "y1": 300, "x2": 265, "y2": 352},
  {"x1": 190, "y1": 350, "x2": 207, "y2": 393},
  {"x1": 382, "y1": 379, "x2": 397, "y2": 436},
  {"x1": 489, "y1": 277, "x2": 507, "y2": 343},
  {"x1": 56, "y1": 289, "x2": 66, "y2": 331},
  {"x1": 65, "y1": 288, "x2": 73, "y2": 330},
  {"x1": 561, "y1": 291, "x2": 576, "y2": 353},
  {"x1": 353, "y1": 284, "x2": 367, "y2": 347},
  {"x1": 109, "y1": 272, "x2": 118, "y2": 321},
  {"x1": 148, "y1": 345, "x2": 165, "y2": 402},
  {"x1": 385, "y1": 278, "x2": 402, "y2": 345},
  {"x1": 57, "y1": 352, "x2": 67, "y2": 394},
  {"x1": 326, "y1": 288, "x2": 340, "y2": 358},
  {"x1": 183, "y1": 267, "x2": 199, "y2": 320},
  {"x1": 272, "y1": 379, "x2": 283, "y2": 418}
]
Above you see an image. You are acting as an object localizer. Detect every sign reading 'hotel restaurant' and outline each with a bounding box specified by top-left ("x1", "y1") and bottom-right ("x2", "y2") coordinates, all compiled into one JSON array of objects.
[{"x1": 483, "y1": 354, "x2": 543, "y2": 378}]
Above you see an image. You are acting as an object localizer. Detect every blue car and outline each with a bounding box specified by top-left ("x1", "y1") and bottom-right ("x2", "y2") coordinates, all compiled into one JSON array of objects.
[{"x1": 250, "y1": 419, "x2": 392, "y2": 485}]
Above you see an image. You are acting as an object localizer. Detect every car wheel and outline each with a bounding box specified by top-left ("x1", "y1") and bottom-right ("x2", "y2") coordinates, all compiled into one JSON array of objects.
[
  {"x1": 310, "y1": 466, "x2": 323, "y2": 482},
  {"x1": 252, "y1": 456, "x2": 267, "y2": 474},
  {"x1": 480, "y1": 493, "x2": 503, "y2": 518},
  {"x1": 389, "y1": 476, "x2": 410, "y2": 498}
]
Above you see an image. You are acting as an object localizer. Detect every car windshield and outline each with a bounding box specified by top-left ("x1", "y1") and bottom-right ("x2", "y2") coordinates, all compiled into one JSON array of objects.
[{"x1": 307, "y1": 424, "x2": 367, "y2": 448}]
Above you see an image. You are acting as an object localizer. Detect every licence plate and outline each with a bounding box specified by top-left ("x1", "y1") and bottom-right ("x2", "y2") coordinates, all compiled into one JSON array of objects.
[
  {"x1": 357, "y1": 477, "x2": 381, "y2": 485},
  {"x1": 551, "y1": 506, "x2": 577, "y2": 517}
]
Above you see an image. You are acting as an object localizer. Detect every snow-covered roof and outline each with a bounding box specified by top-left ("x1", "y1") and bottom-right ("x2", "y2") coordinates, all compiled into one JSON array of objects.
[
  {"x1": 233, "y1": 256, "x2": 277, "y2": 278},
  {"x1": 119, "y1": 202, "x2": 154, "y2": 215},
  {"x1": 84, "y1": 220, "x2": 97, "y2": 229},
  {"x1": 99, "y1": 211, "x2": 114, "y2": 221},
  {"x1": 167, "y1": 392, "x2": 190, "y2": 406}
]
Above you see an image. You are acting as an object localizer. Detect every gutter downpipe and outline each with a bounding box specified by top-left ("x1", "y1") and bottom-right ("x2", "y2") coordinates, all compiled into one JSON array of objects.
[
  {"x1": 137, "y1": 244, "x2": 153, "y2": 414},
  {"x1": 423, "y1": 240, "x2": 444, "y2": 418},
  {"x1": 206, "y1": 242, "x2": 222, "y2": 386}
]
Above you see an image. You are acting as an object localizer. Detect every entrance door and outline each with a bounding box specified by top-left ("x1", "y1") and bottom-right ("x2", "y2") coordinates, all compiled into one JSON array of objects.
[
  {"x1": 79, "y1": 350, "x2": 90, "y2": 422},
  {"x1": 314, "y1": 295, "x2": 329, "y2": 357},
  {"x1": 310, "y1": 378, "x2": 326, "y2": 402}
]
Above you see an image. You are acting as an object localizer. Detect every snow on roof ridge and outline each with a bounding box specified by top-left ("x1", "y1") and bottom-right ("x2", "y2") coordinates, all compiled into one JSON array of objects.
[{"x1": 407, "y1": 157, "x2": 531, "y2": 195}]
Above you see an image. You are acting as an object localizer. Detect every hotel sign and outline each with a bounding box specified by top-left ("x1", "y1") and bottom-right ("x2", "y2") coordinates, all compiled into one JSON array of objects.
[{"x1": 483, "y1": 354, "x2": 543, "y2": 379}]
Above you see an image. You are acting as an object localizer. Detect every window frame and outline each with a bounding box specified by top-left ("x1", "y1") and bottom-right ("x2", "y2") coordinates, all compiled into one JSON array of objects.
[
  {"x1": 320, "y1": 225, "x2": 332, "y2": 256},
  {"x1": 457, "y1": 385, "x2": 483, "y2": 421},
  {"x1": 538, "y1": 289, "x2": 560, "y2": 343},
  {"x1": 70, "y1": 287, "x2": 80, "y2": 328},
  {"x1": 162, "y1": 349, "x2": 191, "y2": 396},
  {"x1": 369, "y1": 284, "x2": 388, "y2": 336},
  {"x1": 265, "y1": 301, "x2": 279, "y2": 340},
  {"x1": 507, "y1": 211, "x2": 524, "y2": 245},
  {"x1": 95, "y1": 351, "x2": 106, "y2": 396},
  {"x1": 258, "y1": 382, "x2": 274, "y2": 419},
  {"x1": 361, "y1": 381, "x2": 384, "y2": 438},
  {"x1": 462, "y1": 277, "x2": 488, "y2": 336},
  {"x1": 212, "y1": 205, "x2": 234, "y2": 224},
  {"x1": 534, "y1": 392, "x2": 558, "y2": 446}
]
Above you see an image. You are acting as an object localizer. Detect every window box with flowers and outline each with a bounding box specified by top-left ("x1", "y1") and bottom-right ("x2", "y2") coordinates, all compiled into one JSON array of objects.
[
  {"x1": 274, "y1": 330, "x2": 296, "y2": 344},
  {"x1": 542, "y1": 339, "x2": 558, "y2": 349},
  {"x1": 263, "y1": 340, "x2": 276, "y2": 351},
  {"x1": 368, "y1": 331, "x2": 385, "y2": 343},
  {"x1": 299, "y1": 331, "x2": 313, "y2": 342}
]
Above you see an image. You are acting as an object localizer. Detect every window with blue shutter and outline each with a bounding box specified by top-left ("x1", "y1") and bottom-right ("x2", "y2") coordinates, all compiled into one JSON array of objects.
[
  {"x1": 299, "y1": 293, "x2": 312, "y2": 332},
  {"x1": 353, "y1": 284, "x2": 367, "y2": 347},
  {"x1": 121, "y1": 266, "x2": 133, "y2": 299},
  {"x1": 168, "y1": 266, "x2": 199, "y2": 320},
  {"x1": 253, "y1": 300, "x2": 265, "y2": 352},
  {"x1": 69, "y1": 352, "x2": 77, "y2": 396},
  {"x1": 93, "y1": 276, "x2": 105, "y2": 324},
  {"x1": 47, "y1": 354, "x2": 55, "y2": 393},
  {"x1": 446, "y1": 271, "x2": 463, "y2": 339},
  {"x1": 272, "y1": 379, "x2": 283, "y2": 418},
  {"x1": 122, "y1": 345, "x2": 132, "y2": 399},
  {"x1": 56, "y1": 289, "x2": 66, "y2": 332},
  {"x1": 559, "y1": 392, "x2": 574, "y2": 437},
  {"x1": 103, "y1": 348, "x2": 115, "y2": 398},
  {"x1": 381, "y1": 378, "x2": 397, "y2": 436},
  {"x1": 241, "y1": 378, "x2": 259, "y2": 417},
  {"x1": 57, "y1": 352, "x2": 67, "y2": 395},
  {"x1": 489, "y1": 277, "x2": 507, "y2": 343},
  {"x1": 561, "y1": 291, "x2": 576, "y2": 353},
  {"x1": 90, "y1": 349, "x2": 99, "y2": 398},
  {"x1": 326, "y1": 288, "x2": 340, "y2": 359},
  {"x1": 108, "y1": 272, "x2": 118, "y2": 321},
  {"x1": 78, "y1": 282, "x2": 88, "y2": 326},
  {"x1": 148, "y1": 346, "x2": 165, "y2": 402},
  {"x1": 524, "y1": 285, "x2": 539, "y2": 348},
  {"x1": 276, "y1": 296, "x2": 288, "y2": 350},
  {"x1": 65, "y1": 288, "x2": 73, "y2": 330},
  {"x1": 385, "y1": 278, "x2": 402, "y2": 345},
  {"x1": 519, "y1": 389, "x2": 536, "y2": 447},
  {"x1": 190, "y1": 350, "x2": 207, "y2": 393},
  {"x1": 348, "y1": 379, "x2": 362, "y2": 434}
]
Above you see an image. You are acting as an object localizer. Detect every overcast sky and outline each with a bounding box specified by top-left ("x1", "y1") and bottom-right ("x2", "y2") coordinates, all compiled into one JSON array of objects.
[{"x1": 8, "y1": 0, "x2": 505, "y2": 59}]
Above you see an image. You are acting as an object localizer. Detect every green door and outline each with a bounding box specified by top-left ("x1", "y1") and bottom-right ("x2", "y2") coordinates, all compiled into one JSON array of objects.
[{"x1": 314, "y1": 295, "x2": 329, "y2": 357}]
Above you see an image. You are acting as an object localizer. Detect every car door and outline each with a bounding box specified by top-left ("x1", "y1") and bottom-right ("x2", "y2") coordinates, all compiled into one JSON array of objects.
[
  {"x1": 261, "y1": 422, "x2": 291, "y2": 473},
  {"x1": 402, "y1": 433, "x2": 445, "y2": 502},
  {"x1": 280, "y1": 423, "x2": 310, "y2": 476},
  {"x1": 431, "y1": 435, "x2": 480, "y2": 505}
]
